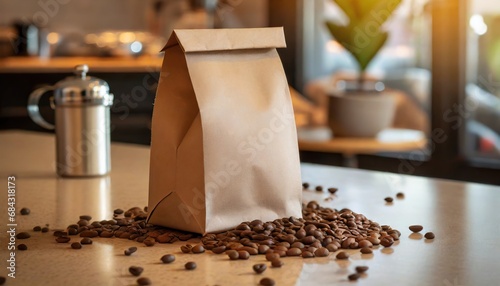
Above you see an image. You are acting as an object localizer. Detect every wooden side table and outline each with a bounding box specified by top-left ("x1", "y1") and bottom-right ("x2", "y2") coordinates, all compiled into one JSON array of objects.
[{"x1": 298, "y1": 127, "x2": 427, "y2": 167}]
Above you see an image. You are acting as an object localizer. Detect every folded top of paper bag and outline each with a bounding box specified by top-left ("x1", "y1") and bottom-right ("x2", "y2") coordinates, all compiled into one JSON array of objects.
[{"x1": 163, "y1": 27, "x2": 287, "y2": 53}]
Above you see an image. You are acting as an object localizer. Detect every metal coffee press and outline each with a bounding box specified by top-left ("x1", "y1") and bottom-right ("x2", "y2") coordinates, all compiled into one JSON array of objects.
[{"x1": 28, "y1": 64, "x2": 114, "y2": 177}]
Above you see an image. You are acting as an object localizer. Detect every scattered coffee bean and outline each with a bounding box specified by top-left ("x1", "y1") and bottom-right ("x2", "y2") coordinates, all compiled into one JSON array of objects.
[
  {"x1": 137, "y1": 277, "x2": 151, "y2": 285},
  {"x1": 80, "y1": 238, "x2": 93, "y2": 245},
  {"x1": 314, "y1": 247, "x2": 330, "y2": 257},
  {"x1": 144, "y1": 239, "x2": 155, "y2": 247},
  {"x1": 424, "y1": 232, "x2": 435, "y2": 239},
  {"x1": 336, "y1": 251, "x2": 349, "y2": 260},
  {"x1": 161, "y1": 254, "x2": 175, "y2": 264},
  {"x1": 53, "y1": 230, "x2": 67, "y2": 237},
  {"x1": 192, "y1": 244, "x2": 205, "y2": 254},
  {"x1": 56, "y1": 236, "x2": 70, "y2": 243},
  {"x1": 380, "y1": 236, "x2": 394, "y2": 248},
  {"x1": 20, "y1": 207, "x2": 30, "y2": 215},
  {"x1": 113, "y1": 208, "x2": 124, "y2": 215},
  {"x1": 185, "y1": 261, "x2": 197, "y2": 270},
  {"x1": 125, "y1": 246, "x2": 138, "y2": 256},
  {"x1": 360, "y1": 248, "x2": 373, "y2": 254},
  {"x1": 238, "y1": 250, "x2": 250, "y2": 260},
  {"x1": 16, "y1": 232, "x2": 30, "y2": 239},
  {"x1": 180, "y1": 244, "x2": 192, "y2": 253},
  {"x1": 0, "y1": 276, "x2": 5, "y2": 285},
  {"x1": 302, "y1": 182, "x2": 310, "y2": 189},
  {"x1": 348, "y1": 273, "x2": 360, "y2": 281},
  {"x1": 396, "y1": 192, "x2": 405, "y2": 199},
  {"x1": 409, "y1": 225, "x2": 423, "y2": 233},
  {"x1": 327, "y1": 187, "x2": 338, "y2": 194},
  {"x1": 226, "y1": 250, "x2": 239, "y2": 260},
  {"x1": 355, "y1": 266, "x2": 369, "y2": 273},
  {"x1": 358, "y1": 240, "x2": 372, "y2": 249},
  {"x1": 71, "y1": 242, "x2": 82, "y2": 249},
  {"x1": 41, "y1": 227, "x2": 49, "y2": 233},
  {"x1": 33, "y1": 226, "x2": 42, "y2": 232},
  {"x1": 129, "y1": 266, "x2": 143, "y2": 276},
  {"x1": 384, "y1": 197, "x2": 394, "y2": 203},
  {"x1": 315, "y1": 185, "x2": 323, "y2": 191},
  {"x1": 253, "y1": 263, "x2": 267, "y2": 274},
  {"x1": 212, "y1": 246, "x2": 226, "y2": 254},
  {"x1": 18, "y1": 244, "x2": 28, "y2": 251},
  {"x1": 259, "y1": 277, "x2": 276, "y2": 286},
  {"x1": 68, "y1": 228, "x2": 78, "y2": 235},
  {"x1": 271, "y1": 259, "x2": 284, "y2": 268},
  {"x1": 79, "y1": 215, "x2": 92, "y2": 221}
]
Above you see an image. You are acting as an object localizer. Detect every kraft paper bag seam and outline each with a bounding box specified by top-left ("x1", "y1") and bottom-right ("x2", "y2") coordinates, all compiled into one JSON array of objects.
[
  {"x1": 162, "y1": 27, "x2": 286, "y2": 53},
  {"x1": 176, "y1": 112, "x2": 200, "y2": 150}
]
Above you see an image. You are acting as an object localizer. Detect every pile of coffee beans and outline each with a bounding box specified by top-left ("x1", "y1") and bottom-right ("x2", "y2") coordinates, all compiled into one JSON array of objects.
[{"x1": 198, "y1": 200, "x2": 401, "y2": 260}]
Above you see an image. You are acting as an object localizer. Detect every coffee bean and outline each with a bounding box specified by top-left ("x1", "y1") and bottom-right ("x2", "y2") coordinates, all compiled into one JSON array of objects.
[
  {"x1": 424, "y1": 232, "x2": 435, "y2": 239},
  {"x1": 286, "y1": 248, "x2": 302, "y2": 256},
  {"x1": 327, "y1": 187, "x2": 338, "y2": 194},
  {"x1": 265, "y1": 252, "x2": 280, "y2": 261},
  {"x1": 16, "y1": 232, "x2": 30, "y2": 239},
  {"x1": 56, "y1": 236, "x2": 70, "y2": 243},
  {"x1": 33, "y1": 226, "x2": 42, "y2": 232},
  {"x1": 238, "y1": 250, "x2": 250, "y2": 260},
  {"x1": 380, "y1": 236, "x2": 394, "y2": 247},
  {"x1": 396, "y1": 192, "x2": 405, "y2": 199},
  {"x1": 259, "y1": 277, "x2": 276, "y2": 286},
  {"x1": 301, "y1": 251, "x2": 314, "y2": 258},
  {"x1": 180, "y1": 245, "x2": 192, "y2": 253},
  {"x1": 80, "y1": 238, "x2": 93, "y2": 245},
  {"x1": 336, "y1": 251, "x2": 349, "y2": 259},
  {"x1": 137, "y1": 277, "x2": 151, "y2": 285},
  {"x1": 114, "y1": 209, "x2": 124, "y2": 215},
  {"x1": 192, "y1": 244, "x2": 205, "y2": 254},
  {"x1": 314, "y1": 247, "x2": 330, "y2": 257},
  {"x1": 79, "y1": 215, "x2": 92, "y2": 221},
  {"x1": 212, "y1": 246, "x2": 226, "y2": 254},
  {"x1": 20, "y1": 208, "x2": 30, "y2": 215},
  {"x1": 358, "y1": 240, "x2": 372, "y2": 249},
  {"x1": 384, "y1": 197, "x2": 394, "y2": 203},
  {"x1": 302, "y1": 182, "x2": 310, "y2": 189},
  {"x1": 271, "y1": 259, "x2": 284, "y2": 267},
  {"x1": 253, "y1": 263, "x2": 267, "y2": 274},
  {"x1": 360, "y1": 247, "x2": 373, "y2": 254},
  {"x1": 67, "y1": 228, "x2": 78, "y2": 235},
  {"x1": 18, "y1": 244, "x2": 28, "y2": 251},
  {"x1": 409, "y1": 225, "x2": 423, "y2": 233},
  {"x1": 41, "y1": 227, "x2": 49, "y2": 233},
  {"x1": 348, "y1": 273, "x2": 360, "y2": 281},
  {"x1": 0, "y1": 276, "x2": 5, "y2": 285},
  {"x1": 129, "y1": 266, "x2": 143, "y2": 276},
  {"x1": 258, "y1": 245, "x2": 270, "y2": 254},
  {"x1": 80, "y1": 230, "x2": 98, "y2": 238},
  {"x1": 161, "y1": 254, "x2": 175, "y2": 264},
  {"x1": 100, "y1": 231, "x2": 113, "y2": 238},
  {"x1": 326, "y1": 243, "x2": 338, "y2": 252},
  {"x1": 124, "y1": 246, "x2": 138, "y2": 256},
  {"x1": 315, "y1": 185, "x2": 323, "y2": 191},
  {"x1": 355, "y1": 266, "x2": 369, "y2": 273},
  {"x1": 144, "y1": 239, "x2": 155, "y2": 247},
  {"x1": 185, "y1": 261, "x2": 197, "y2": 270},
  {"x1": 226, "y1": 250, "x2": 239, "y2": 260},
  {"x1": 71, "y1": 242, "x2": 82, "y2": 249}
]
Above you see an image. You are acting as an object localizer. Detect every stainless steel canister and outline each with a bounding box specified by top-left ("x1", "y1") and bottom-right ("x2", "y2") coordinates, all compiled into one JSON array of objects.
[{"x1": 27, "y1": 64, "x2": 114, "y2": 177}]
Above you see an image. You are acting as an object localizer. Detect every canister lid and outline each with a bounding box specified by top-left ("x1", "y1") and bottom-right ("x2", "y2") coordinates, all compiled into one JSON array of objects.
[{"x1": 53, "y1": 65, "x2": 114, "y2": 106}]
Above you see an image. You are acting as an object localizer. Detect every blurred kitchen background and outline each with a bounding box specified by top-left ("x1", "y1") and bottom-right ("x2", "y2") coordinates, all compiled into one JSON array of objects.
[{"x1": 0, "y1": 0, "x2": 499, "y2": 185}]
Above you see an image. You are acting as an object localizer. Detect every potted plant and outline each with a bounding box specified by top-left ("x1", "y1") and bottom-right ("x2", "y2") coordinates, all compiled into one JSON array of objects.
[{"x1": 325, "y1": 0, "x2": 402, "y2": 137}]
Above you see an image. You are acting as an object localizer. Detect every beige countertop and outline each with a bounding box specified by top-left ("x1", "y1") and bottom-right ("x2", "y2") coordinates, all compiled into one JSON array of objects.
[
  {"x1": 0, "y1": 130, "x2": 499, "y2": 286},
  {"x1": 0, "y1": 56, "x2": 163, "y2": 73}
]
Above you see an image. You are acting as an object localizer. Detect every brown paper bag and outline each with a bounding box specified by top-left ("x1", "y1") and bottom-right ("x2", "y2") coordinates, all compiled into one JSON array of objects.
[{"x1": 147, "y1": 27, "x2": 302, "y2": 234}]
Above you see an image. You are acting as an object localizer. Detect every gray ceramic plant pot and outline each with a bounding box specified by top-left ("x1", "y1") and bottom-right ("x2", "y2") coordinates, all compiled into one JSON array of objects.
[{"x1": 328, "y1": 83, "x2": 396, "y2": 137}]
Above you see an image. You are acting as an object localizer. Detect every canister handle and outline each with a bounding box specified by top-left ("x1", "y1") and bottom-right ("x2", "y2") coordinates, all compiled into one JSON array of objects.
[{"x1": 27, "y1": 85, "x2": 55, "y2": 130}]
